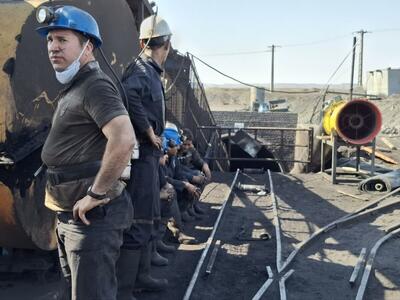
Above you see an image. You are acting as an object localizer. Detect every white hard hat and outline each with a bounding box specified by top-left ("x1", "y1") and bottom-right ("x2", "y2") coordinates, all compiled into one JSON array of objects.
[{"x1": 139, "y1": 15, "x2": 172, "y2": 40}]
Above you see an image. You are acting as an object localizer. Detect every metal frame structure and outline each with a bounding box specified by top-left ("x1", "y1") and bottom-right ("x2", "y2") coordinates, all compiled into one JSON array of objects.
[
  {"x1": 319, "y1": 134, "x2": 376, "y2": 184},
  {"x1": 197, "y1": 125, "x2": 314, "y2": 171}
]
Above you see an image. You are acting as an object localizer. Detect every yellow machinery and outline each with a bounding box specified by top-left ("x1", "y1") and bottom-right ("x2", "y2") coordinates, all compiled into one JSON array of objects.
[
  {"x1": 0, "y1": 0, "x2": 147, "y2": 251},
  {"x1": 323, "y1": 99, "x2": 382, "y2": 145},
  {"x1": 321, "y1": 98, "x2": 382, "y2": 184}
]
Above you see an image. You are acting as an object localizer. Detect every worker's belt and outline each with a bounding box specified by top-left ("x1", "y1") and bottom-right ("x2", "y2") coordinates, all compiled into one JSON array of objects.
[{"x1": 47, "y1": 160, "x2": 101, "y2": 186}]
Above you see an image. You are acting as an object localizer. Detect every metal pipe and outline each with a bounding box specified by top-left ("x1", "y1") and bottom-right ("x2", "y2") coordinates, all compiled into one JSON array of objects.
[
  {"x1": 252, "y1": 266, "x2": 274, "y2": 300},
  {"x1": 268, "y1": 170, "x2": 283, "y2": 272},
  {"x1": 356, "y1": 228, "x2": 400, "y2": 300},
  {"x1": 349, "y1": 248, "x2": 367, "y2": 286},
  {"x1": 183, "y1": 169, "x2": 240, "y2": 300},
  {"x1": 279, "y1": 269, "x2": 295, "y2": 300},
  {"x1": 280, "y1": 187, "x2": 400, "y2": 273}
]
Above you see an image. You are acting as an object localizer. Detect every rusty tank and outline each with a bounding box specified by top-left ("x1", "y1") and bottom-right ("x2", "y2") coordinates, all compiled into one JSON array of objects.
[{"x1": 0, "y1": 0, "x2": 152, "y2": 250}]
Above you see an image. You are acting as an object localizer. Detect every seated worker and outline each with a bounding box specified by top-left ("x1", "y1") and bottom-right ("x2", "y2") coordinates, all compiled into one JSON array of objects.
[
  {"x1": 179, "y1": 128, "x2": 212, "y2": 182},
  {"x1": 158, "y1": 154, "x2": 197, "y2": 245},
  {"x1": 163, "y1": 138, "x2": 201, "y2": 222}
]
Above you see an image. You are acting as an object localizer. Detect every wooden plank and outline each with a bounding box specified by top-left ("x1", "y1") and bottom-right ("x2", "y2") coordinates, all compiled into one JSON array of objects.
[
  {"x1": 361, "y1": 146, "x2": 398, "y2": 165},
  {"x1": 337, "y1": 190, "x2": 369, "y2": 201},
  {"x1": 381, "y1": 137, "x2": 397, "y2": 150}
]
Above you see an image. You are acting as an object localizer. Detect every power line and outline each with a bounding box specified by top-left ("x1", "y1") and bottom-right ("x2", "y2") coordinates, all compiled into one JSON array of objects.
[
  {"x1": 202, "y1": 49, "x2": 271, "y2": 57},
  {"x1": 280, "y1": 33, "x2": 351, "y2": 48},
  {"x1": 188, "y1": 52, "x2": 320, "y2": 94}
]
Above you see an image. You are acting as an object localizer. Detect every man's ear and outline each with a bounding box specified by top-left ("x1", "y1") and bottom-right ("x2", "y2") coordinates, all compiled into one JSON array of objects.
[
  {"x1": 140, "y1": 40, "x2": 145, "y2": 49},
  {"x1": 84, "y1": 40, "x2": 94, "y2": 57}
]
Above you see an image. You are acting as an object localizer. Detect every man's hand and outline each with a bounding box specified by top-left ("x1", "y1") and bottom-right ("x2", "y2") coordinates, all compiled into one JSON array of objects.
[
  {"x1": 149, "y1": 134, "x2": 162, "y2": 150},
  {"x1": 147, "y1": 127, "x2": 162, "y2": 150},
  {"x1": 191, "y1": 175, "x2": 205, "y2": 185},
  {"x1": 73, "y1": 195, "x2": 110, "y2": 226},
  {"x1": 184, "y1": 182, "x2": 201, "y2": 198}
]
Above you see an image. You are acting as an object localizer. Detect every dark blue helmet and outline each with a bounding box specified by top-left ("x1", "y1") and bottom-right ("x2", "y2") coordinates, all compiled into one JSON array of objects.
[{"x1": 36, "y1": 5, "x2": 102, "y2": 48}]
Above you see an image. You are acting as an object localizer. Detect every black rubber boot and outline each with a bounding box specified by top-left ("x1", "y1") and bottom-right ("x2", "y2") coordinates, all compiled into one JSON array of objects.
[
  {"x1": 151, "y1": 241, "x2": 169, "y2": 266},
  {"x1": 135, "y1": 244, "x2": 168, "y2": 292},
  {"x1": 156, "y1": 240, "x2": 175, "y2": 253},
  {"x1": 194, "y1": 202, "x2": 206, "y2": 215},
  {"x1": 187, "y1": 205, "x2": 203, "y2": 220},
  {"x1": 116, "y1": 249, "x2": 141, "y2": 300},
  {"x1": 181, "y1": 210, "x2": 195, "y2": 222}
]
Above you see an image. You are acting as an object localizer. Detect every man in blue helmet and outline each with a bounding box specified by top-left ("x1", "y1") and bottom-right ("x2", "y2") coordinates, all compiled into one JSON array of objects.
[{"x1": 36, "y1": 5, "x2": 136, "y2": 300}]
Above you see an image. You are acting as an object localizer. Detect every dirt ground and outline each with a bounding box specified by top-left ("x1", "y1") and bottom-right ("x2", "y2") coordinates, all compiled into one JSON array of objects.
[{"x1": 1, "y1": 171, "x2": 399, "y2": 300}]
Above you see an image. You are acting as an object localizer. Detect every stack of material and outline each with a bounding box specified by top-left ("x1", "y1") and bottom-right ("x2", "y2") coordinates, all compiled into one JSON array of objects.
[{"x1": 358, "y1": 169, "x2": 400, "y2": 193}]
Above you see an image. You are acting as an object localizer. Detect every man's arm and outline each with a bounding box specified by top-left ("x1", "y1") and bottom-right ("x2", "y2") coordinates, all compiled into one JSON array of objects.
[
  {"x1": 73, "y1": 115, "x2": 135, "y2": 225},
  {"x1": 202, "y1": 163, "x2": 212, "y2": 181},
  {"x1": 91, "y1": 115, "x2": 135, "y2": 193},
  {"x1": 124, "y1": 76, "x2": 161, "y2": 149}
]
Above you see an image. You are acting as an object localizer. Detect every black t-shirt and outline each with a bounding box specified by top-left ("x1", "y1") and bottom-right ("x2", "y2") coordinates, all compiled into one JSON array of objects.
[{"x1": 41, "y1": 61, "x2": 128, "y2": 167}]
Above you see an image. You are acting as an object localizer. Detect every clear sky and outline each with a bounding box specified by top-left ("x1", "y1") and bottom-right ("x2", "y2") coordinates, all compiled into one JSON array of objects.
[{"x1": 155, "y1": 0, "x2": 400, "y2": 85}]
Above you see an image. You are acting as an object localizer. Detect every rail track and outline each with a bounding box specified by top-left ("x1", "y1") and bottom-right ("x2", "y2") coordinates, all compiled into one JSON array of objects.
[{"x1": 251, "y1": 171, "x2": 400, "y2": 300}]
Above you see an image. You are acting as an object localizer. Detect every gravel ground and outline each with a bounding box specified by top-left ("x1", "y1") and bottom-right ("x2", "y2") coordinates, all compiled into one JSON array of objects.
[{"x1": 1, "y1": 171, "x2": 399, "y2": 300}]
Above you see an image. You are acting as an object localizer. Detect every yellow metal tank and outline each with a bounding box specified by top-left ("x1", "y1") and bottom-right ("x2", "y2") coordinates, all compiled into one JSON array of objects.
[{"x1": 323, "y1": 99, "x2": 382, "y2": 145}]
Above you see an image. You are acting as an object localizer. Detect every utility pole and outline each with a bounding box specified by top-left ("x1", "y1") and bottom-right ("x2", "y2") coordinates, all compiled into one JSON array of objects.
[
  {"x1": 350, "y1": 36, "x2": 357, "y2": 101},
  {"x1": 354, "y1": 29, "x2": 370, "y2": 87},
  {"x1": 268, "y1": 44, "x2": 280, "y2": 92}
]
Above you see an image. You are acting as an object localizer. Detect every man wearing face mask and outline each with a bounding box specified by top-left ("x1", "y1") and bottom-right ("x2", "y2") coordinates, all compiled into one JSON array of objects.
[
  {"x1": 36, "y1": 6, "x2": 136, "y2": 300},
  {"x1": 116, "y1": 15, "x2": 172, "y2": 298}
]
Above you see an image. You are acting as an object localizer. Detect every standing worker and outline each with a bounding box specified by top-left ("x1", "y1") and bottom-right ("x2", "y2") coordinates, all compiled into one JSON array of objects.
[
  {"x1": 36, "y1": 5, "x2": 136, "y2": 300},
  {"x1": 117, "y1": 15, "x2": 172, "y2": 298}
]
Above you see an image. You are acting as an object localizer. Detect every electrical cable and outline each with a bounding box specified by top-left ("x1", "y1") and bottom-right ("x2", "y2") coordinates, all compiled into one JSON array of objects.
[
  {"x1": 116, "y1": 6, "x2": 159, "y2": 109},
  {"x1": 308, "y1": 41, "x2": 359, "y2": 123},
  {"x1": 165, "y1": 52, "x2": 186, "y2": 94},
  {"x1": 188, "y1": 52, "x2": 320, "y2": 94},
  {"x1": 98, "y1": 47, "x2": 129, "y2": 109},
  {"x1": 202, "y1": 49, "x2": 270, "y2": 57}
]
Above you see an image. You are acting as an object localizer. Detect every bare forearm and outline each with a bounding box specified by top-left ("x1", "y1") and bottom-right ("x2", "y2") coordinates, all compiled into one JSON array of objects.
[
  {"x1": 92, "y1": 134, "x2": 134, "y2": 194},
  {"x1": 203, "y1": 163, "x2": 211, "y2": 179}
]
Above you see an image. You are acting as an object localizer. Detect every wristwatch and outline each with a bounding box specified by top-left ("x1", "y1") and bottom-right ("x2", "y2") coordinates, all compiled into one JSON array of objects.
[{"x1": 87, "y1": 185, "x2": 107, "y2": 200}]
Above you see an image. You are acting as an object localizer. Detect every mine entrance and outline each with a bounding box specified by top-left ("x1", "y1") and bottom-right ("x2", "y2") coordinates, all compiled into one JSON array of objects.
[{"x1": 222, "y1": 137, "x2": 281, "y2": 172}]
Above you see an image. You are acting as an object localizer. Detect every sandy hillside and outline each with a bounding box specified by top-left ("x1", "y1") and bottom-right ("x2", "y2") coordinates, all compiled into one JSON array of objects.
[{"x1": 205, "y1": 86, "x2": 400, "y2": 135}]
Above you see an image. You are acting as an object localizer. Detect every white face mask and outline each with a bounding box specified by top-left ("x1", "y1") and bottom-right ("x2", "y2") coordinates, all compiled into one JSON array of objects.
[{"x1": 55, "y1": 40, "x2": 90, "y2": 84}]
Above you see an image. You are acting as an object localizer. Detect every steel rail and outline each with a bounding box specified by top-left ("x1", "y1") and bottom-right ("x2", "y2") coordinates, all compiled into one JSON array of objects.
[
  {"x1": 279, "y1": 269, "x2": 295, "y2": 300},
  {"x1": 349, "y1": 248, "x2": 367, "y2": 286},
  {"x1": 252, "y1": 266, "x2": 274, "y2": 300},
  {"x1": 183, "y1": 169, "x2": 240, "y2": 300},
  {"x1": 268, "y1": 170, "x2": 283, "y2": 272},
  {"x1": 355, "y1": 228, "x2": 400, "y2": 300},
  {"x1": 279, "y1": 187, "x2": 400, "y2": 273}
]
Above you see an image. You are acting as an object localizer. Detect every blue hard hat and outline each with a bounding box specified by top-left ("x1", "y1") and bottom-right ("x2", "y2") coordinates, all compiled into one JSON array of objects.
[
  {"x1": 36, "y1": 6, "x2": 103, "y2": 48},
  {"x1": 162, "y1": 127, "x2": 182, "y2": 152}
]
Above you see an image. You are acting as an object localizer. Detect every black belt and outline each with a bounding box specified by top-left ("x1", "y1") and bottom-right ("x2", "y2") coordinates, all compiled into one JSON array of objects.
[{"x1": 47, "y1": 161, "x2": 101, "y2": 185}]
